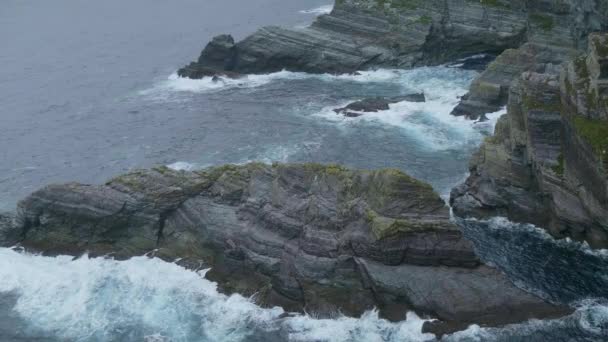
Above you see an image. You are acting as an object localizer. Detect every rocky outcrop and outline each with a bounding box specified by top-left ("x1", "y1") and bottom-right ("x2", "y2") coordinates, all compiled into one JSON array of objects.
[
  {"x1": 452, "y1": 33, "x2": 608, "y2": 248},
  {"x1": 5, "y1": 163, "x2": 568, "y2": 335},
  {"x1": 179, "y1": 0, "x2": 532, "y2": 78},
  {"x1": 452, "y1": 0, "x2": 608, "y2": 118},
  {"x1": 333, "y1": 94, "x2": 425, "y2": 117}
]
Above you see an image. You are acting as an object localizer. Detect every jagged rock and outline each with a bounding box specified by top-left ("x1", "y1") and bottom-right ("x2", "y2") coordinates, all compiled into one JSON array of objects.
[
  {"x1": 6, "y1": 163, "x2": 569, "y2": 335},
  {"x1": 178, "y1": 35, "x2": 241, "y2": 79},
  {"x1": 451, "y1": 44, "x2": 579, "y2": 119},
  {"x1": 452, "y1": 34, "x2": 608, "y2": 248},
  {"x1": 333, "y1": 94, "x2": 425, "y2": 117}
]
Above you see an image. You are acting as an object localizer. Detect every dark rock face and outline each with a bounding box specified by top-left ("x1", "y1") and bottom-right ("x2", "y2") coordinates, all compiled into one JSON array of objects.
[
  {"x1": 333, "y1": 94, "x2": 425, "y2": 117},
  {"x1": 178, "y1": 35, "x2": 240, "y2": 79},
  {"x1": 0, "y1": 213, "x2": 16, "y2": 246},
  {"x1": 452, "y1": 34, "x2": 608, "y2": 248},
  {"x1": 6, "y1": 163, "x2": 568, "y2": 334}
]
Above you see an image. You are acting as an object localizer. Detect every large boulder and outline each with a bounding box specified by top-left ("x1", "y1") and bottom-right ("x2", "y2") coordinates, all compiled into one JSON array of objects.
[{"x1": 8, "y1": 163, "x2": 569, "y2": 335}]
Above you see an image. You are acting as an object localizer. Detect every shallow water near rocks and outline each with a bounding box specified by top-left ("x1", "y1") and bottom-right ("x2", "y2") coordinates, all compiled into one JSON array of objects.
[{"x1": 1, "y1": 0, "x2": 607, "y2": 341}]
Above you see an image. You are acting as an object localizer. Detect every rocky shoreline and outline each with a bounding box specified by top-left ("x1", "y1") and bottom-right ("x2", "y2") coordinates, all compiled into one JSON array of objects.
[
  {"x1": 2, "y1": 0, "x2": 608, "y2": 338},
  {"x1": 178, "y1": 0, "x2": 607, "y2": 119},
  {"x1": 0, "y1": 163, "x2": 570, "y2": 336}
]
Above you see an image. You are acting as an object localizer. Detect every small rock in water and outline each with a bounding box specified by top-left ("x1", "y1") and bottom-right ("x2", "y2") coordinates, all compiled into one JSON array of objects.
[{"x1": 333, "y1": 93, "x2": 425, "y2": 117}]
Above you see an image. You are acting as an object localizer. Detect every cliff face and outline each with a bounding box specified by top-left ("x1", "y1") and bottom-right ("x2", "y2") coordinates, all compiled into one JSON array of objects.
[
  {"x1": 452, "y1": 0, "x2": 608, "y2": 118},
  {"x1": 451, "y1": 34, "x2": 608, "y2": 248},
  {"x1": 2, "y1": 163, "x2": 568, "y2": 335}
]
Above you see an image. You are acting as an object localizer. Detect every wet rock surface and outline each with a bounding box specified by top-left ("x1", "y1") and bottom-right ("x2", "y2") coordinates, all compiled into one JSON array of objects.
[
  {"x1": 333, "y1": 94, "x2": 425, "y2": 117},
  {"x1": 4, "y1": 163, "x2": 569, "y2": 335}
]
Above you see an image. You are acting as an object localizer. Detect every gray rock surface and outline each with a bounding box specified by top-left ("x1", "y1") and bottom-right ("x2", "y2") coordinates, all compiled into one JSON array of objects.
[
  {"x1": 452, "y1": 34, "x2": 608, "y2": 248},
  {"x1": 5, "y1": 163, "x2": 569, "y2": 335},
  {"x1": 333, "y1": 94, "x2": 425, "y2": 117}
]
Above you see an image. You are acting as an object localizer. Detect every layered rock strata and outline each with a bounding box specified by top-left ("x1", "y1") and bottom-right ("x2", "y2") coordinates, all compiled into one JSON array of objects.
[
  {"x1": 452, "y1": 34, "x2": 608, "y2": 248},
  {"x1": 178, "y1": 1, "x2": 607, "y2": 120},
  {"x1": 2, "y1": 163, "x2": 568, "y2": 335},
  {"x1": 179, "y1": 0, "x2": 533, "y2": 78}
]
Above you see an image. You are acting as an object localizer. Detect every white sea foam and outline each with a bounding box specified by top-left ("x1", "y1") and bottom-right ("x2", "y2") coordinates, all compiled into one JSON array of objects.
[
  {"x1": 167, "y1": 161, "x2": 199, "y2": 171},
  {"x1": 471, "y1": 216, "x2": 608, "y2": 258},
  {"x1": 0, "y1": 248, "x2": 434, "y2": 342},
  {"x1": 444, "y1": 300, "x2": 608, "y2": 341},
  {"x1": 312, "y1": 67, "x2": 490, "y2": 151},
  {"x1": 299, "y1": 4, "x2": 333, "y2": 15},
  {"x1": 140, "y1": 71, "x2": 311, "y2": 97},
  {"x1": 141, "y1": 67, "x2": 476, "y2": 98}
]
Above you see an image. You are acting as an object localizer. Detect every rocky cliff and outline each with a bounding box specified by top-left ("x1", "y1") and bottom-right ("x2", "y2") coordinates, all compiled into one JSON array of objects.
[
  {"x1": 452, "y1": 0, "x2": 608, "y2": 118},
  {"x1": 451, "y1": 33, "x2": 608, "y2": 248},
  {"x1": 1, "y1": 163, "x2": 568, "y2": 335},
  {"x1": 178, "y1": 0, "x2": 607, "y2": 119}
]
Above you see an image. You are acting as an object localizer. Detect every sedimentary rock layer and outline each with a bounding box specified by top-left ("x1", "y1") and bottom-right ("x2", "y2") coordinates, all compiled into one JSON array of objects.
[
  {"x1": 2, "y1": 163, "x2": 568, "y2": 335},
  {"x1": 452, "y1": 34, "x2": 608, "y2": 248}
]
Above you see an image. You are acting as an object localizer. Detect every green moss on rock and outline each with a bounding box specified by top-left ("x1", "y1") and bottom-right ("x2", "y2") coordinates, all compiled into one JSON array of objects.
[
  {"x1": 573, "y1": 116, "x2": 608, "y2": 159},
  {"x1": 530, "y1": 13, "x2": 555, "y2": 31},
  {"x1": 366, "y1": 209, "x2": 448, "y2": 239},
  {"x1": 552, "y1": 153, "x2": 565, "y2": 176}
]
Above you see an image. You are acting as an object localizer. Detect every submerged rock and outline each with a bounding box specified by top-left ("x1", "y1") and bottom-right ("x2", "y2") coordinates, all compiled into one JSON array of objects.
[
  {"x1": 452, "y1": 34, "x2": 608, "y2": 248},
  {"x1": 5, "y1": 163, "x2": 569, "y2": 335},
  {"x1": 333, "y1": 94, "x2": 425, "y2": 117}
]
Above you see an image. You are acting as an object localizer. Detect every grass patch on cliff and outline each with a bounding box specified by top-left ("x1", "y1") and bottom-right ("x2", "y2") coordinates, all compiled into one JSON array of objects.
[
  {"x1": 573, "y1": 116, "x2": 608, "y2": 158},
  {"x1": 552, "y1": 154, "x2": 564, "y2": 176},
  {"x1": 530, "y1": 13, "x2": 555, "y2": 31},
  {"x1": 479, "y1": 0, "x2": 509, "y2": 9},
  {"x1": 522, "y1": 94, "x2": 562, "y2": 113},
  {"x1": 366, "y1": 209, "x2": 446, "y2": 239},
  {"x1": 592, "y1": 35, "x2": 608, "y2": 58}
]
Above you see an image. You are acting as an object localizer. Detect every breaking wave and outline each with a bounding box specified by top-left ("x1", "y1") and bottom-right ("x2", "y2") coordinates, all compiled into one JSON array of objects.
[
  {"x1": 0, "y1": 248, "x2": 434, "y2": 342},
  {"x1": 312, "y1": 67, "x2": 500, "y2": 151},
  {"x1": 299, "y1": 5, "x2": 333, "y2": 15}
]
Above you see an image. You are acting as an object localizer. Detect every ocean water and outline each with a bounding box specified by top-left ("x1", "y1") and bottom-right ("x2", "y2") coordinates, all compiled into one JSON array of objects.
[{"x1": 1, "y1": 0, "x2": 607, "y2": 341}]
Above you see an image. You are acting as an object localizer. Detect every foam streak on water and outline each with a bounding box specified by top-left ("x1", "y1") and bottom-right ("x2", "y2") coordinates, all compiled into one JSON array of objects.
[
  {"x1": 0, "y1": 248, "x2": 434, "y2": 342},
  {"x1": 299, "y1": 4, "x2": 333, "y2": 15}
]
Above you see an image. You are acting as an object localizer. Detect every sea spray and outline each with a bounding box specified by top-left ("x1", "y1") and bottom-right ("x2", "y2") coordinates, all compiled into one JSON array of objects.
[{"x1": 0, "y1": 248, "x2": 434, "y2": 342}]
